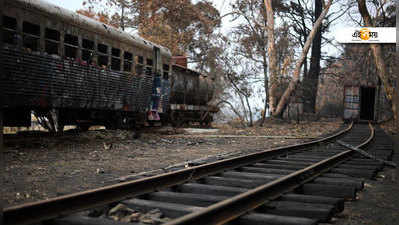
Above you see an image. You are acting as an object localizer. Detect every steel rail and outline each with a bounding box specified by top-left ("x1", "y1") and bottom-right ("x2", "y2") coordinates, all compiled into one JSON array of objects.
[
  {"x1": 3, "y1": 122, "x2": 353, "y2": 225},
  {"x1": 166, "y1": 122, "x2": 374, "y2": 225}
]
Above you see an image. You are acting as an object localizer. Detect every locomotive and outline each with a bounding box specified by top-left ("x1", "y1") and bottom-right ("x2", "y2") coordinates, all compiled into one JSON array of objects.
[{"x1": 0, "y1": 0, "x2": 217, "y2": 132}]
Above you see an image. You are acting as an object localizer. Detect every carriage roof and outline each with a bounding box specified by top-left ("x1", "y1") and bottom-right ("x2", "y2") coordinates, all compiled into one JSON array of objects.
[{"x1": 7, "y1": 0, "x2": 172, "y2": 57}]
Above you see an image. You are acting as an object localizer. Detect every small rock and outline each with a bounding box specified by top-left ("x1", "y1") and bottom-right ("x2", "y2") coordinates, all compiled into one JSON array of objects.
[
  {"x1": 108, "y1": 204, "x2": 137, "y2": 222},
  {"x1": 161, "y1": 139, "x2": 173, "y2": 144},
  {"x1": 121, "y1": 212, "x2": 141, "y2": 223},
  {"x1": 71, "y1": 170, "x2": 81, "y2": 175},
  {"x1": 96, "y1": 168, "x2": 105, "y2": 174},
  {"x1": 109, "y1": 203, "x2": 135, "y2": 215},
  {"x1": 147, "y1": 209, "x2": 162, "y2": 218},
  {"x1": 140, "y1": 217, "x2": 154, "y2": 224},
  {"x1": 103, "y1": 142, "x2": 113, "y2": 150}
]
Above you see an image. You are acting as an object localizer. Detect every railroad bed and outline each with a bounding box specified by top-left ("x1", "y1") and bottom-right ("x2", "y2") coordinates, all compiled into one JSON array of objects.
[{"x1": 4, "y1": 123, "x2": 395, "y2": 225}]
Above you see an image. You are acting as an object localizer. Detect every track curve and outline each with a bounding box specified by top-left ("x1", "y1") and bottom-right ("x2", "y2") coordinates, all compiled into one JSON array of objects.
[{"x1": 4, "y1": 122, "x2": 393, "y2": 225}]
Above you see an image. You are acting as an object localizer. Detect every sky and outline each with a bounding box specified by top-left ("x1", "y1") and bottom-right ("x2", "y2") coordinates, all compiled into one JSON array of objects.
[
  {"x1": 49, "y1": 0, "x2": 82, "y2": 11},
  {"x1": 46, "y1": 0, "x2": 349, "y2": 57}
]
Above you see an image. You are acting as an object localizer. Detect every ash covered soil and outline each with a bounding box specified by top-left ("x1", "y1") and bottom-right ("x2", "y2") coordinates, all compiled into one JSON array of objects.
[{"x1": 3, "y1": 119, "x2": 341, "y2": 207}]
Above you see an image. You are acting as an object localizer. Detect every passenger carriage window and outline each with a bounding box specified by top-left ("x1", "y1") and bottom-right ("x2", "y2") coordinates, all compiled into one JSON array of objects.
[
  {"x1": 22, "y1": 21, "x2": 40, "y2": 51},
  {"x1": 123, "y1": 51, "x2": 133, "y2": 72},
  {"x1": 64, "y1": 34, "x2": 78, "y2": 59},
  {"x1": 98, "y1": 44, "x2": 107, "y2": 54},
  {"x1": 23, "y1": 21, "x2": 40, "y2": 35},
  {"x1": 45, "y1": 28, "x2": 60, "y2": 55},
  {"x1": 82, "y1": 39, "x2": 94, "y2": 62},
  {"x1": 146, "y1": 58, "x2": 153, "y2": 75},
  {"x1": 83, "y1": 39, "x2": 94, "y2": 49},
  {"x1": 135, "y1": 56, "x2": 144, "y2": 75},
  {"x1": 3, "y1": 16, "x2": 17, "y2": 29},
  {"x1": 112, "y1": 48, "x2": 120, "y2": 57},
  {"x1": 64, "y1": 34, "x2": 78, "y2": 45},
  {"x1": 97, "y1": 43, "x2": 108, "y2": 68},
  {"x1": 2, "y1": 16, "x2": 17, "y2": 45},
  {"x1": 138, "y1": 56, "x2": 144, "y2": 64},
  {"x1": 163, "y1": 64, "x2": 170, "y2": 79},
  {"x1": 111, "y1": 47, "x2": 121, "y2": 71}
]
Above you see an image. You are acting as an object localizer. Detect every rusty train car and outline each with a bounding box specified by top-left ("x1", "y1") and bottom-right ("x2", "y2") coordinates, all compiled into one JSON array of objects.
[
  {"x1": 0, "y1": 0, "x2": 217, "y2": 131},
  {"x1": 169, "y1": 62, "x2": 217, "y2": 127}
]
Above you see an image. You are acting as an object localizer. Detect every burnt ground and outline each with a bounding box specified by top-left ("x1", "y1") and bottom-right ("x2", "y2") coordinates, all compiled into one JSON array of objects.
[
  {"x1": 333, "y1": 134, "x2": 399, "y2": 225},
  {"x1": 2, "y1": 119, "x2": 399, "y2": 224},
  {"x1": 3, "y1": 120, "x2": 341, "y2": 207}
]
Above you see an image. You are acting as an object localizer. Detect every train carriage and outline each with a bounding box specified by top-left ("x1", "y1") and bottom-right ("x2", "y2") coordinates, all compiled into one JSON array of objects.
[{"x1": 1, "y1": 0, "x2": 172, "y2": 131}]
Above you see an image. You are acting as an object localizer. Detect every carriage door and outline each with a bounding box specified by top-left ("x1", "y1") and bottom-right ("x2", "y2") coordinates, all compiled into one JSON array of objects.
[
  {"x1": 149, "y1": 47, "x2": 162, "y2": 120},
  {"x1": 153, "y1": 47, "x2": 162, "y2": 74}
]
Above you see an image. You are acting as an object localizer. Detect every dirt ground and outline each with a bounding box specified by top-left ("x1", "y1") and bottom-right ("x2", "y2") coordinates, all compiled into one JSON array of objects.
[{"x1": 3, "y1": 119, "x2": 342, "y2": 207}]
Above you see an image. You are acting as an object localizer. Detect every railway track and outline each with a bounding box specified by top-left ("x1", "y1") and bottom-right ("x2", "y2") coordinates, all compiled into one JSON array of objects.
[{"x1": 4, "y1": 122, "x2": 394, "y2": 225}]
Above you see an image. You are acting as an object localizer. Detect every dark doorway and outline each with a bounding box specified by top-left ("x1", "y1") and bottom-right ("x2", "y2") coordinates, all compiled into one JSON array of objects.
[{"x1": 360, "y1": 87, "x2": 376, "y2": 120}]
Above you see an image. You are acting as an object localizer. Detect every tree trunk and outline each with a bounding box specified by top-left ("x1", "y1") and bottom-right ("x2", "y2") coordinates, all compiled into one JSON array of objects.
[
  {"x1": 245, "y1": 95, "x2": 253, "y2": 127},
  {"x1": 396, "y1": 1, "x2": 399, "y2": 131},
  {"x1": 272, "y1": 0, "x2": 333, "y2": 117},
  {"x1": 261, "y1": 53, "x2": 268, "y2": 126},
  {"x1": 392, "y1": 44, "x2": 399, "y2": 132},
  {"x1": 216, "y1": 100, "x2": 246, "y2": 126},
  {"x1": 303, "y1": 0, "x2": 322, "y2": 113},
  {"x1": 264, "y1": 0, "x2": 277, "y2": 114},
  {"x1": 238, "y1": 93, "x2": 249, "y2": 124},
  {"x1": 120, "y1": 4, "x2": 125, "y2": 31},
  {"x1": 0, "y1": 0, "x2": 4, "y2": 206},
  {"x1": 303, "y1": 57, "x2": 308, "y2": 80},
  {"x1": 395, "y1": 86, "x2": 399, "y2": 131},
  {"x1": 396, "y1": 43, "x2": 399, "y2": 131},
  {"x1": 356, "y1": 0, "x2": 394, "y2": 103}
]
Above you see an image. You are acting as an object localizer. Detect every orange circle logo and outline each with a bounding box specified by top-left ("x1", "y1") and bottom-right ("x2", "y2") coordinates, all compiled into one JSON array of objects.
[{"x1": 359, "y1": 28, "x2": 370, "y2": 40}]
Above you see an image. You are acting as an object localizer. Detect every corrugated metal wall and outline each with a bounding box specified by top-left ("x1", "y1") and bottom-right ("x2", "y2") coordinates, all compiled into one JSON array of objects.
[
  {"x1": 343, "y1": 86, "x2": 360, "y2": 120},
  {"x1": 1, "y1": 48, "x2": 155, "y2": 112}
]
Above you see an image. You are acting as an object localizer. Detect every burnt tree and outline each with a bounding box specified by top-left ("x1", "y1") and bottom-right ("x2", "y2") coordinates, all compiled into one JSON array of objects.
[
  {"x1": 266, "y1": 0, "x2": 333, "y2": 117},
  {"x1": 303, "y1": 0, "x2": 322, "y2": 113}
]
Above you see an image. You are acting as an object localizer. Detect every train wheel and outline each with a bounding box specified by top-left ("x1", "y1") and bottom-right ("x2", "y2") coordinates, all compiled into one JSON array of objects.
[
  {"x1": 200, "y1": 121, "x2": 207, "y2": 128},
  {"x1": 170, "y1": 111, "x2": 183, "y2": 127}
]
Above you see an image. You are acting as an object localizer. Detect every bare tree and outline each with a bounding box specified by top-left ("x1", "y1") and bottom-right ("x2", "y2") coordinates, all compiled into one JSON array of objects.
[
  {"x1": 304, "y1": 0, "x2": 322, "y2": 113},
  {"x1": 221, "y1": 48, "x2": 257, "y2": 127},
  {"x1": 229, "y1": 0, "x2": 270, "y2": 125},
  {"x1": 265, "y1": 0, "x2": 334, "y2": 117},
  {"x1": 282, "y1": 0, "x2": 350, "y2": 114}
]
